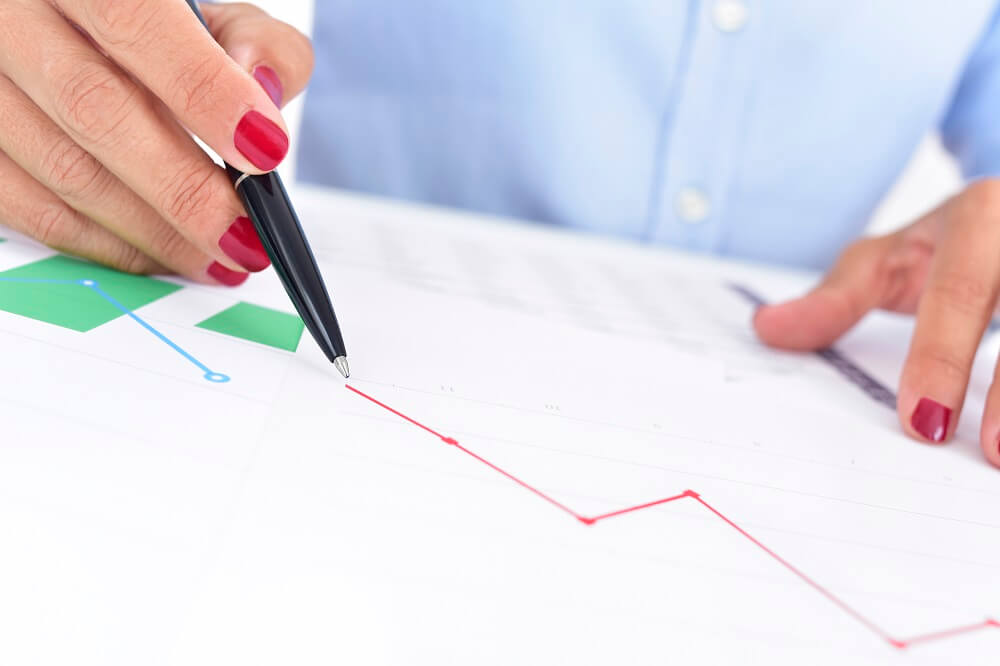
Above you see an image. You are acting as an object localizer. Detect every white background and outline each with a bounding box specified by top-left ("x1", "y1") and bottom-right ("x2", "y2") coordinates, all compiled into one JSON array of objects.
[{"x1": 250, "y1": 0, "x2": 965, "y2": 238}]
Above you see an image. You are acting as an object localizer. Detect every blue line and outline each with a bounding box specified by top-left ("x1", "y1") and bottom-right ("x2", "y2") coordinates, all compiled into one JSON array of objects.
[{"x1": 0, "y1": 276, "x2": 229, "y2": 383}]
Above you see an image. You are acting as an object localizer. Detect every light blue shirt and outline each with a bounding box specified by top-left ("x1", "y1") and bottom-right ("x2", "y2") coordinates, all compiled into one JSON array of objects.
[{"x1": 298, "y1": 2, "x2": 1000, "y2": 268}]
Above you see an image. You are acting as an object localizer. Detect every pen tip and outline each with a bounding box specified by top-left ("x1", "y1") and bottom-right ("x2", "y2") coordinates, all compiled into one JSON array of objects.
[{"x1": 334, "y1": 356, "x2": 350, "y2": 379}]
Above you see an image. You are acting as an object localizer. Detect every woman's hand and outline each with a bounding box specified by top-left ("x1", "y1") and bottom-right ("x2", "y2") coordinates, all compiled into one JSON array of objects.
[
  {"x1": 0, "y1": 1, "x2": 313, "y2": 285},
  {"x1": 754, "y1": 179, "x2": 1000, "y2": 468}
]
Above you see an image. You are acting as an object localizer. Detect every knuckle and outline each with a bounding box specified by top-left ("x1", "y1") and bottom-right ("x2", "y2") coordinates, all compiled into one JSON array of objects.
[
  {"x1": 910, "y1": 342, "x2": 969, "y2": 383},
  {"x1": 300, "y1": 39, "x2": 316, "y2": 81},
  {"x1": 110, "y1": 244, "x2": 157, "y2": 275},
  {"x1": 27, "y1": 205, "x2": 74, "y2": 248},
  {"x1": 54, "y1": 62, "x2": 138, "y2": 147},
  {"x1": 157, "y1": 166, "x2": 219, "y2": 231},
  {"x1": 86, "y1": 0, "x2": 162, "y2": 48},
  {"x1": 169, "y1": 57, "x2": 229, "y2": 118},
  {"x1": 290, "y1": 29, "x2": 315, "y2": 79},
  {"x1": 40, "y1": 136, "x2": 104, "y2": 197},
  {"x1": 147, "y1": 222, "x2": 196, "y2": 264},
  {"x1": 925, "y1": 270, "x2": 994, "y2": 317},
  {"x1": 268, "y1": 25, "x2": 316, "y2": 87}
]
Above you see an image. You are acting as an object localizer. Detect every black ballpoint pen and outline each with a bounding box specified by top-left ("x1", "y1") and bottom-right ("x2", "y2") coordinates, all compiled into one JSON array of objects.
[{"x1": 183, "y1": 0, "x2": 349, "y2": 378}]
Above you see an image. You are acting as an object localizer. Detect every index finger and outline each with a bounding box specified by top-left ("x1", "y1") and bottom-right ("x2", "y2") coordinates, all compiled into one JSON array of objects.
[
  {"x1": 753, "y1": 236, "x2": 898, "y2": 350},
  {"x1": 898, "y1": 187, "x2": 1000, "y2": 444},
  {"x1": 58, "y1": 0, "x2": 288, "y2": 174}
]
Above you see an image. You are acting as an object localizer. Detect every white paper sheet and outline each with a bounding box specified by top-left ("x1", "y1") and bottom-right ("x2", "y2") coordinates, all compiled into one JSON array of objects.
[{"x1": 0, "y1": 186, "x2": 997, "y2": 665}]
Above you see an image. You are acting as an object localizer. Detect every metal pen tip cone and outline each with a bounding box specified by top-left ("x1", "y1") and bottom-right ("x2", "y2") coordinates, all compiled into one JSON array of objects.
[{"x1": 333, "y1": 356, "x2": 350, "y2": 379}]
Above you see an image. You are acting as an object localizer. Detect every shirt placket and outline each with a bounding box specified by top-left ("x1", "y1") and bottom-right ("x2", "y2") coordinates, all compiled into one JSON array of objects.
[{"x1": 650, "y1": 0, "x2": 758, "y2": 252}]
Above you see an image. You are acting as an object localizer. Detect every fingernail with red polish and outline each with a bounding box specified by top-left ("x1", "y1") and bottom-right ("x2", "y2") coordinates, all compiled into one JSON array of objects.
[
  {"x1": 234, "y1": 110, "x2": 288, "y2": 171},
  {"x1": 910, "y1": 397, "x2": 951, "y2": 443},
  {"x1": 207, "y1": 261, "x2": 249, "y2": 287},
  {"x1": 253, "y1": 65, "x2": 283, "y2": 107},
  {"x1": 219, "y1": 216, "x2": 269, "y2": 272}
]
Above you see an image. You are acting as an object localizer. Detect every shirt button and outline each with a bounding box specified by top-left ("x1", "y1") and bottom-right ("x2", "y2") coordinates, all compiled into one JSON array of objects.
[
  {"x1": 712, "y1": 0, "x2": 749, "y2": 32},
  {"x1": 676, "y1": 187, "x2": 711, "y2": 224}
]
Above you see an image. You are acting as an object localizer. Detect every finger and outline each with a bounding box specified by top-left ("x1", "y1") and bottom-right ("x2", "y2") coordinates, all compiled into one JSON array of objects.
[
  {"x1": 0, "y1": 75, "x2": 225, "y2": 284},
  {"x1": 201, "y1": 2, "x2": 315, "y2": 108},
  {"x1": 898, "y1": 184, "x2": 1000, "y2": 444},
  {"x1": 978, "y1": 364, "x2": 1000, "y2": 469},
  {"x1": 0, "y1": 149, "x2": 161, "y2": 275},
  {"x1": 754, "y1": 236, "x2": 900, "y2": 350},
  {"x1": 0, "y1": 3, "x2": 265, "y2": 277},
  {"x1": 56, "y1": 0, "x2": 289, "y2": 173}
]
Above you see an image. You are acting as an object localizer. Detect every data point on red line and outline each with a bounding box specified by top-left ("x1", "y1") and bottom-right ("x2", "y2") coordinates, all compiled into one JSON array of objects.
[{"x1": 343, "y1": 384, "x2": 998, "y2": 650}]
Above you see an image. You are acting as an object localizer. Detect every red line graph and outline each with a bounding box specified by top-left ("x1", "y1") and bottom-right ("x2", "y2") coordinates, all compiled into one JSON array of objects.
[{"x1": 344, "y1": 384, "x2": 998, "y2": 650}]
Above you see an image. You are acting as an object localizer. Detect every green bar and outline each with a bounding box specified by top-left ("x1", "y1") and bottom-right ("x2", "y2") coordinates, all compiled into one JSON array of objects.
[
  {"x1": 0, "y1": 255, "x2": 181, "y2": 332},
  {"x1": 196, "y1": 302, "x2": 304, "y2": 351}
]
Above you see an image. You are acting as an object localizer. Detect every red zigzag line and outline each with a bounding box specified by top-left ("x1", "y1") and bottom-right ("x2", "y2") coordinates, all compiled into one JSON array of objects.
[{"x1": 344, "y1": 384, "x2": 998, "y2": 650}]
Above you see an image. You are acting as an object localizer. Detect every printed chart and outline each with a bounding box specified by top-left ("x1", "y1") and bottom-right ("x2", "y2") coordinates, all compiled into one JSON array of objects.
[
  {"x1": 343, "y1": 383, "x2": 997, "y2": 650},
  {"x1": 1, "y1": 190, "x2": 998, "y2": 666},
  {"x1": 0, "y1": 244, "x2": 304, "y2": 383}
]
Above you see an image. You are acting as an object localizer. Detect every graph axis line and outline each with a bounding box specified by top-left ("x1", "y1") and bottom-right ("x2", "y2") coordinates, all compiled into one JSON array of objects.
[
  {"x1": 0, "y1": 276, "x2": 228, "y2": 383},
  {"x1": 343, "y1": 383, "x2": 998, "y2": 651}
]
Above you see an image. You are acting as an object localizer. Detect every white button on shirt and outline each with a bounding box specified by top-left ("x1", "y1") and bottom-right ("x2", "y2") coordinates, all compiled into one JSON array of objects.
[
  {"x1": 301, "y1": 2, "x2": 1000, "y2": 269},
  {"x1": 676, "y1": 187, "x2": 711, "y2": 224},
  {"x1": 712, "y1": 0, "x2": 750, "y2": 32}
]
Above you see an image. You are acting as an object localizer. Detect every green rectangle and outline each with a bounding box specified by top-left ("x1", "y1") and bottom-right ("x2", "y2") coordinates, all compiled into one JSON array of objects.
[
  {"x1": 0, "y1": 255, "x2": 181, "y2": 332},
  {"x1": 196, "y1": 302, "x2": 304, "y2": 351}
]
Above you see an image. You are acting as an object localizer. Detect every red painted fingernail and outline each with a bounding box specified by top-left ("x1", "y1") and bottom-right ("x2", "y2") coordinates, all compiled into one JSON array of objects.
[
  {"x1": 910, "y1": 397, "x2": 951, "y2": 443},
  {"x1": 253, "y1": 65, "x2": 283, "y2": 107},
  {"x1": 207, "y1": 261, "x2": 249, "y2": 287},
  {"x1": 234, "y1": 110, "x2": 288, "y2": 171},
  {"x1": 219, "y1": 216, "x2": 269, "y2": 272}
]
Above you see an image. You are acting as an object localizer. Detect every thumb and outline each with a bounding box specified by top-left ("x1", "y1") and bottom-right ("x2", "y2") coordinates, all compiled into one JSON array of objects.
[
  {"x1": 201, "y1": 3, "x2": 315, "y2": 109},
  {"x1": 753, "y1": 236, "x2": 899, "y2": 351}
]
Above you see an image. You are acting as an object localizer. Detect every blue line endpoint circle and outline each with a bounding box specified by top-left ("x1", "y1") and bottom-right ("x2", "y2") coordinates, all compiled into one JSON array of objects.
[{"x1": 204, "y1": 372, "x2": 230, "y2": 383}]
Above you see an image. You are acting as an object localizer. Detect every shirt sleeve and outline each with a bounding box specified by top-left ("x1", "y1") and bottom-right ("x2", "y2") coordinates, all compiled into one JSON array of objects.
[{"x1": 941, "y1": 6, "x2": 1000, "y2": 179}]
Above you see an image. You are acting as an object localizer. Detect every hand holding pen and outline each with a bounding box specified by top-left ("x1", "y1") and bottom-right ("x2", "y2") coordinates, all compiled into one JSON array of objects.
[{"x1": 0, "y1": 1, "x2": 311, "y2": 286}]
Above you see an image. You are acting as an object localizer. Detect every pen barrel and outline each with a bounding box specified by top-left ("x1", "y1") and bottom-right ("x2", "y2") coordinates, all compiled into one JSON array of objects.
[{"x1": 228, "y1": 166, "x2": 347, "y2": 361}]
